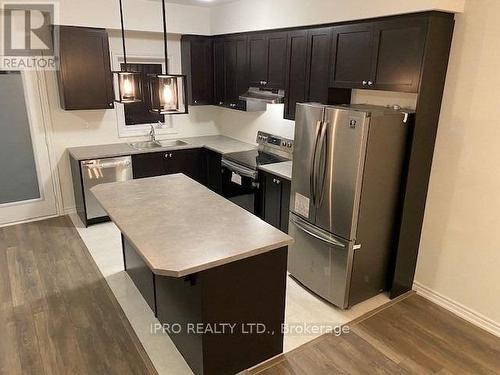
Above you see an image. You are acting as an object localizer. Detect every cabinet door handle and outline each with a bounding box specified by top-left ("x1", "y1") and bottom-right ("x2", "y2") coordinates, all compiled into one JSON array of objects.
[
  {"x1": 273, "y1": 178, "x2": 281, "y2": 185},
  {"x1": 362, "y1": 80, "x2": 367, "y2": 86},
  {"x1": 368, "y1": 81, "x2": 373, "y2": 86},
  {"x1": 165, "y1": 153, "x2": 173, "y2": 159},
  {"x1": 194, "y1": 100, "x2": 198, "y2": 104}
]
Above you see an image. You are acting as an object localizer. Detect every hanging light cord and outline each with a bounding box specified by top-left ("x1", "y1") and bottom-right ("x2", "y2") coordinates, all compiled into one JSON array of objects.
[
  {"x1": 161, "y1": 0, "x2": 168, "y2": 74},
  {"x1": 119, "y1": 0, "x2": 127, "y2": 66}
]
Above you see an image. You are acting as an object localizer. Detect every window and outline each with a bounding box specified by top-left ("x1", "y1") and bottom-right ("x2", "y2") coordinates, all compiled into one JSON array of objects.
[{"x1": 120, "y1": 63, "x2": 165, "y2": 125}]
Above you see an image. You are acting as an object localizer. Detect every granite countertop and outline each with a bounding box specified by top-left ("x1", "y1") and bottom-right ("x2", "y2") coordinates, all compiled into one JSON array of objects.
[
  {"x1": 258, "y1": 161, "x2": 293, "y2": 181},
  {"x1": 91, "y1": 174, "x2": 294, "y2": 277},
  {"x1": 68, "y1": 135, "x2": 256, "y2": 161}
]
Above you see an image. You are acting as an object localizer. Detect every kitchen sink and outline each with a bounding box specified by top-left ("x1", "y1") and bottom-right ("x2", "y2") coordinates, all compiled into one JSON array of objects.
[
  {"x1": 129, "y1": 140, "x2": 188, "y2": 150},
  {"x1": 156, "y1": 139, "x2": 188, "y2": 147},
  {"x1": 129, "y1": 141, "x2": 162, "y2": 150}
]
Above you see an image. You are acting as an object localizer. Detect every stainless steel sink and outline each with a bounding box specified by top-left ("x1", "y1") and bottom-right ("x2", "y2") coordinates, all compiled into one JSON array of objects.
[
  {"x1": 129, "y1": 141, "x2": 162, "y2": 150},
  {"x1": 129, "y1": 140, "x2": 188, "y2": 150},
  {"x1": 156, "y1": 139, "x2": 188, "y2": 147}
]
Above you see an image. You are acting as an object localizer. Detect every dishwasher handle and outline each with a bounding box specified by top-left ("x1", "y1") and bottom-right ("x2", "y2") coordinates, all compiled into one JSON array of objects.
[{"x1": 81, "y1": 158, "x2": 132, "y2": 170}]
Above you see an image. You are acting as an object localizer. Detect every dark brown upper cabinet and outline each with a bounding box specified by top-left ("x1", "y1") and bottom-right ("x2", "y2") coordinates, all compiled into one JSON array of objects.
[
  {"x1": 331, "y1": 17, "x2": 427, "y2": 92},
  {"x1": 370, "y1": 18, "x2": 427, "y2": 92},
  {"x1": 212, "y1": 35, "x2": 248, "y2": 109},
  {"x1": 306, "y1": 27, "x2": 334, "y2": 104},
  {"x1": 225, "y1": 35, "x2": 248, "y2": 104},
  {"x1": 330, "y1": 23, "x2": 375, "y2": 90},
  {"x1": 213, "y1": 38, "x2": 225, "y2": 106},
  {"x1": 181, "y1": 35, "x2": 214, "y2": 106},
  {"x1": 248, "y1": 32, "x2": 287, "y2": 89},
  {"x1": 284, "y1": 27, "x2": 333, "y2": 120},
  {"x1": 56, "y1": 26, "x2": 114, "y2": 110},
  {"x1": 284, "y1": 30, "x2": 308, "y2": 120}
]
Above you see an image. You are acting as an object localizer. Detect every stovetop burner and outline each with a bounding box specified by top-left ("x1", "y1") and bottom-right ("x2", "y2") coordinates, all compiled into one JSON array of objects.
[{"x1": 223, "y1": 150, "x2": 289, "y2": 170}]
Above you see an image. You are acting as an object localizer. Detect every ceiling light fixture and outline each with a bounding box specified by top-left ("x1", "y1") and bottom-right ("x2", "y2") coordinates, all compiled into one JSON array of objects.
[
  {"x1": 148, "y1": 0, "x2": 188, "y2": 115},
  {"x1": 112, "y1": 0, "x2": 143, "y2": 103}
]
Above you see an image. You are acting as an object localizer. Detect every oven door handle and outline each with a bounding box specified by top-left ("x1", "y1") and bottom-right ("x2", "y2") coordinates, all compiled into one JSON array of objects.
[{"x1": 221, "y1": 159, "x2": 258, "y2": 180}]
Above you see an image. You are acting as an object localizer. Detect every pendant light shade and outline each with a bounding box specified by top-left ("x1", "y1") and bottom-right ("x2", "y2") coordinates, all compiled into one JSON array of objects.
[
  {"x1": 114, "y1": 71, "x2": 143, "y2": 103},
  {"x1": 149, "y1": 0, "x2": 188, "y2": 115},
  {"x1": 113, "y1": 0, "x2": 143, "y2": 104},
  {"x1": 149, "y1": 74, "x2": 187, "y2": 114}
]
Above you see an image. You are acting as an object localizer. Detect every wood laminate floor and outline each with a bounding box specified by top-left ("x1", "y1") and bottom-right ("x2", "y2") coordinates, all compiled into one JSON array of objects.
[
  {"x1": 0, "y1": 216, "x2": 157, "y2": 375},
  {"x1": 249, "y1": 294, "x2": 500, "y2": 374}
]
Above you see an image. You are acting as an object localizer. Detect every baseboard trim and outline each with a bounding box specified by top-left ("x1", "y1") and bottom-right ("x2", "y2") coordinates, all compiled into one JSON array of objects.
[
  {"x1": 0, "y1": 213, "x2": 60, "y2": 228},
  {"x1": 413, "y1": 281, "x2": 500, "y2": 338},
  {"x1": 64, "y1": 206, "x2": 76, "y2": 215}
]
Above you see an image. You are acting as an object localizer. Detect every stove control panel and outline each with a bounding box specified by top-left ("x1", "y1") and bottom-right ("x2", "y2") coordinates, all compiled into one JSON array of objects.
[{"x1": 257, "y1": 131, "x2": 294, "y2": 152}]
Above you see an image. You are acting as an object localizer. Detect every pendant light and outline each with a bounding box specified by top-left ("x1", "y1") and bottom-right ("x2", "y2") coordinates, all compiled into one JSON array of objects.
[
  {"x1": 149, "y1": 0, "x2": 188, "y2": 115},
  {"x1": 112, "y1": 0, "x2": 143, "y2": 103}
]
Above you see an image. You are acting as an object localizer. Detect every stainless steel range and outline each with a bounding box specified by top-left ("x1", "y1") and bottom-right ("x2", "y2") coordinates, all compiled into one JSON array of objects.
[{"x1": 221, "y1": 131, "x2": 293, "y2": 214}]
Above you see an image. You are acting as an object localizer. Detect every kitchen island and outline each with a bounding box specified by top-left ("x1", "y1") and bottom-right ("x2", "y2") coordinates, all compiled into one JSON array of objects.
[{"x1": 91, "y1": 174, "x2": 293, "y2": 375}]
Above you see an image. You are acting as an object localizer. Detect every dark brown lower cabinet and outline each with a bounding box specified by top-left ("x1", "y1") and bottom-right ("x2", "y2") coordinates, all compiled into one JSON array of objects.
[
  {"x1": 203, "y1": 149, "x2": 222, "y2": 194},
  {"x1": 132, "y1": 149, "x2": 203, "y2": 183},
  {"x1": 122, "y1": 235, "x2": 288, "y2": 375},
  {"x1": 260, "y1": 171, "x2": 291, "y2": 233},
  {"x1": 122, "y1": 234, "x2": 156, "y2": 314}
]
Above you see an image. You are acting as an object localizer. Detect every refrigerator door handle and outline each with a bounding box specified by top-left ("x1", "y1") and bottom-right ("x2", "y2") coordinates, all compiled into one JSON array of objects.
[
  {"x1": 290, "y1": 214, "x2": 346, "y2": 248},
  {"x1": 315, "y1": 121, "x2": 328, "y2": 206},
  {"x1": 309, "y1": 120, "x2": 323, "y2": 205}
]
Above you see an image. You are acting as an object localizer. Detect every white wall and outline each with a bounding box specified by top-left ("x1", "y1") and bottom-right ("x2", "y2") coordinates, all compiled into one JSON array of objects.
[
  {"x1": 414, "y1": 0, "x2": 500, "y2": 331},
  {"x1": 47, "y1": 31, "x2": 219, "y2": 212},
  {"x1": 59, "y1": 0, "x2": 211, "y2": 34},
  {"x1": 210, "y1": 0, "x2": 465, "y2": 34}
]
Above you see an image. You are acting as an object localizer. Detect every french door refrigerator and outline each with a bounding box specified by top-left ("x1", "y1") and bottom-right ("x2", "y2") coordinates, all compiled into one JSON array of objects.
[{"x1": 288, "y1": 103, "x2": 412, "y2": 309}]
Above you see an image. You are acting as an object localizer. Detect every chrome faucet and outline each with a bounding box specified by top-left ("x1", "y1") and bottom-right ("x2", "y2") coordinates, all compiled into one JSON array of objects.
[{"x1": 149, "y1": 125, "x2": 156, "y2": 142}]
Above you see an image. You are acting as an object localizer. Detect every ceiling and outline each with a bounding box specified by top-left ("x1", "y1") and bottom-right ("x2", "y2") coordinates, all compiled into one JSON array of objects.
[{"x1": 165, "y1": 0, "x2": 239, "y2": 7}]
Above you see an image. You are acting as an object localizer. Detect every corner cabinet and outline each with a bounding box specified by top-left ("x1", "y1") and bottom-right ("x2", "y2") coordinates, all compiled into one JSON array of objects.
[
  {"x1": 260, "y1": 171, "x2": 291, "y2": 233},
  {"x1": 56, "y1": 26, "x2": 114, "y2": 110},
  {"x1": 181, "y1": 36, "x2": 214, "y2": 106},
  {"x1": 331, "y1": 16, "x2": 427, "y2": 93}
]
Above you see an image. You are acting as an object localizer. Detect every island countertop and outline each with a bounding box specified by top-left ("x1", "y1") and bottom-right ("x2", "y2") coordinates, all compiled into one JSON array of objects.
[{"x1": 91, "y1": 174, "x2": 294, "y2": 277}]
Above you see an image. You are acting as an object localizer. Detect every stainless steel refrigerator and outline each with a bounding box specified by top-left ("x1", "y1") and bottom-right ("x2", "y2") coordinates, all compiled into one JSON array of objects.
[{"x1": 288, "y1": 103, "x2": 412, "y2": 309}]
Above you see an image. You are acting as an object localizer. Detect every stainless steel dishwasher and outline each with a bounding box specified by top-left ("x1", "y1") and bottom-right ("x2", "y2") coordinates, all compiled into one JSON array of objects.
[{"x1": 81, "y1": 156, "x2": 133, "y2": 222}]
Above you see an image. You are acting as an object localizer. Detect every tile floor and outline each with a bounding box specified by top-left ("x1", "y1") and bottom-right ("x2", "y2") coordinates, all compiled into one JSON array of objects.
[{"x1": 70, "y1": 214, "x2": 389, "y2": 374}]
